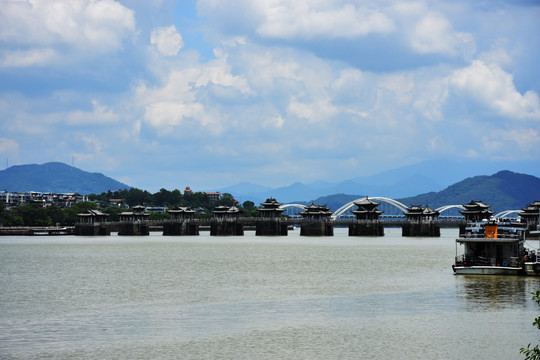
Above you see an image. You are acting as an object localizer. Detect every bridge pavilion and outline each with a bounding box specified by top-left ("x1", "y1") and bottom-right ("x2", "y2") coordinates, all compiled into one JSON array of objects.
[
  {"x1": 118, "y1": 205, "x2": 150, "y2": 235},
  {"x1": 163, "y1": 206, "x2": 199, "y2": 235},
  {"x1": 299, "y1": 203, "x2": 334, "y2": 236},
  {"x1": 75, "y1": 209, "x2": 110, "y2": 235},
  {"x1": 519, "y1": 201, "x2": 540, "y2": 238},
  {"x1": 349, "y1": 197, "x2": 384, "y2": 236},
  {"x1": 210, "y1": 205, "x2": 244, "y2": 236},
  {"x1": 256, "y1": 198, "x2": 288, "y2": 236},
  {"x1": 458, "y1": 200, "x2": 495, "y2": 237},
  {"x1": 402, "y1": 205, "x2": 440, "y2": 237}
]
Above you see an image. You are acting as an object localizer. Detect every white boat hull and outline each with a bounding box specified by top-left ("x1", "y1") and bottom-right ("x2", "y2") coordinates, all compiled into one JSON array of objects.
[
  {"x1": 452, "y1": 265, "x2": 522, "y2": 276},
  {"x1": 524, "y1": 262, "x2": 540, "y2": 276}
]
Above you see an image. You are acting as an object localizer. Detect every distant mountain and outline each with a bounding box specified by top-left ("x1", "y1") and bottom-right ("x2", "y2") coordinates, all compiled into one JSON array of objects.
[
  {"x1": 283, "y1": 171, "x2": 540, "y2": 217},
  {"x1": 397, "y1": 170, "x2": 540, "y2": 213},
  {"x1": 0, "y1": 162, "x2": 131, "y2": 194},
  {"x1": 223, "y1": 159, "x2": 540, "y2": 204}
]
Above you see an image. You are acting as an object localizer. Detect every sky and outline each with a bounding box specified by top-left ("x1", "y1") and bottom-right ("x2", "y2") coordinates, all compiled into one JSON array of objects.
[{"x1": 0, "y1": 0, "x2": 539, "y2": 193}]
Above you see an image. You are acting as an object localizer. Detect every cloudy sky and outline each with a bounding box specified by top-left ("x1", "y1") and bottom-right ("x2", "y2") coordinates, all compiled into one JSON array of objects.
[{"x1": 1, "y1": 0, "x2": 539, "y2": 192}]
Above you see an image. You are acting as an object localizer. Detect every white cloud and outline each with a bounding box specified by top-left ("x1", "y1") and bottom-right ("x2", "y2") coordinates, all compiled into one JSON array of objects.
[
  {"x1": 65, "y1": 100, "x2": 119, "y2": 125},
  {"x1": 0, "y1": 0, "x2": 135, "y2": 64},
  {"x1": 392, "y1": 3, "x2": 476, "y2": 59},
  {"x1": 450, "y1": 60, "x2": 540, "y2": 120},
  {"x1": 143, "y1": 101, "x2": 206, "y2": 134},
  {"x1": 136, "y1": 53, "x2": 251, "y2": 135},
  {"x1": 287, "y1": 97, "x2": 339, "y2": 123},
  {"x1": 0, "y1": 48, "x2": 57, "y2": 67},
  {"x1": 478, "y1": 48, "x2": 513, "y2": 68},
  {"x1": 255, "y1": 1, "x2": 394, "y2": 39},
  {"x1": 479, "y1": 128, "x2": 540, "y2": 158},
  {"x1": 378, "y1": 73, "x2": 414, "y2": 105},
  {"x1": 263, "y1": 115, "x2": 285, "y2": 129},
  {"x1": 151, "y1": 25, "x2": 184, "y2": 56},
  {"x1": 413, "y1": 76, "x2": 449, "y2": 121},
  {"x1": 0, "y1": 137, "x2": 19, "y2": 153},
  {"x1": 411, "y1": 12, "x2": 475, "y2": 57}
]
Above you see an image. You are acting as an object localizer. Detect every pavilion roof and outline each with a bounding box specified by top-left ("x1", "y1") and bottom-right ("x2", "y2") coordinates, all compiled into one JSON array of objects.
[{"x1": 353, "y1": 197, "x2": 380, "y2": 206}]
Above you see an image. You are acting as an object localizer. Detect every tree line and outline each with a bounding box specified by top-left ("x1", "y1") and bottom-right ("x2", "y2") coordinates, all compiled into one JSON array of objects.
[{"x1": 0, "y1": 187, "x2": 260, "y2": 227}]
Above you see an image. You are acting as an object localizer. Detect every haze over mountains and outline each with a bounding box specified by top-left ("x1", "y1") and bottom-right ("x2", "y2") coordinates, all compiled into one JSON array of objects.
[
  {"x1": 0, "y1": 161, "x2": 539, "y2": 213},
  {"x1": 218, "y1": 159, "x2": 540, "y2": 205}
]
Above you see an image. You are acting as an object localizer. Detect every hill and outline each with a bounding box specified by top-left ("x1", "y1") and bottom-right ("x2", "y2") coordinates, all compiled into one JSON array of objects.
[
  {"x1": 289, "y1": 171, "x2": 540, "y2": 215},
  {"x1": 219, "y1": 159, "x2": 540, "y2": 204},
  {"x1": 396, "y1": 170, "x2": 540, "y2": 213},
  {"x1": 0, "y1": 162, "x2": 131, "y2": 194}
]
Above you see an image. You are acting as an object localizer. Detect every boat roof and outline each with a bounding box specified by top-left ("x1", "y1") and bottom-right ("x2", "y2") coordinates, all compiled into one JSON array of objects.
[{"x1": 456, "y1": 237, "x2": 524, "y2": 244}]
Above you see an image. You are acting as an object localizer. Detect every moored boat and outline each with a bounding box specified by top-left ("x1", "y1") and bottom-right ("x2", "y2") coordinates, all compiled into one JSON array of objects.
[
  {"x1": 453, "y1": 219, "x2": 527, "y2": 276},
  {"x1": 524, "y1": 226, "x2": 540, "y2": 276}
]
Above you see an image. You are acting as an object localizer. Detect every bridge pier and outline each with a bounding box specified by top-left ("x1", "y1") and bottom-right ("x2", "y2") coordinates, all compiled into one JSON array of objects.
[
  {"x1": 210, "y1": 220, "x2": 244, "y2": 236},
  {"x1": 402, "y1": 205, "x2": 440, "y2": 237},
  {"x1": 163, "y1": 220, "x2": 199, "y2": 236},
  {"x1": 402, "y1": 222, "x2": 440, "y2": 237},
  {"x1": 118, "y1": 221, "x2": 150, "y2": 236},
  {"x1": 300, "y1": 221, "x2": 334, "y2": 236},
  {"x1": 75, "y1": 223, "x2": 110, "y2": 236},
  {"x1": 256, "y1": 220, "x2": 288, "y2": 236},
  {"x1": 349, "y1": 221, "x2": 384, "y2": 236}
]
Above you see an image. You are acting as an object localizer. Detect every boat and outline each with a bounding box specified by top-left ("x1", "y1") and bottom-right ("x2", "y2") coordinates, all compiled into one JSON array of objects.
[
  {"x1": 452, "y1": 219, "x2": 527, "y2": 275},
  {"x1": 524, "y1": 225, "x2": 540, "y2": 276}
]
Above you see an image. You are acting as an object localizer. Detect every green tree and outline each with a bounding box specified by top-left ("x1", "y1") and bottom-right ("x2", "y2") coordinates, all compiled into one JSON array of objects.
[
  {"x1": 149, "y1": 211, "x2": 170, "y2": 221},
  {"x1": 102, "y1": 206, "x2": 124, "y2": 222},
  {"x1": 170, "y1": 189, "x2": 183, "y2": 206},
  {"x1": 242, "y1": 200, "x2": 257, "y2": 217},
  {"x1": 0, "y1": 201, "x2": 5, "y2": 225},
  {"x1": 45, "y1": 205, "x2": 64, "y2": 226},
  {"x1": 6, "y1": 204, "x2": 52, "y2": 226},
  {"x1": 217, "y1": 193, "x2": 235, "y2": 207},
  {"x1": 521, "y1": 290, "x2": 540, "y2": 360},
  {"x1": 62, "y1": 201, "x2": 98, "y2": 226}
]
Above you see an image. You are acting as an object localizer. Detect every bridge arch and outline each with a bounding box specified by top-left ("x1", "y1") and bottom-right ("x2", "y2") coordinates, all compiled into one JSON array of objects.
[
  {"x1": 280, "y1": 204, "x2": 306, "y2": 215},
  {"x1": 494, "y1": 210, "x2": 520, "y2": 218},
  {"x1": 436, "y1": 204, "x2": 464, "y2": 215},
  {"x1": 331, "y1": 197, "x2": 409, "y2": 219}
]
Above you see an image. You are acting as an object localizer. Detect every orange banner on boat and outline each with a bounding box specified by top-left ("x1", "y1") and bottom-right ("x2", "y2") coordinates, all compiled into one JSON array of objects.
[{"x1": 485, "y1": 225, "x2": 498, "y2": 238}]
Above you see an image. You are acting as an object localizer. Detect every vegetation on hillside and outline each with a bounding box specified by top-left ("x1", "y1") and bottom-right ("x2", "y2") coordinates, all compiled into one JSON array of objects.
[
  {"x1": 395, "y1": 171, "x2": 540, "y2": 213},
  {"x1": 0, "y1": 162, "x2": 130, "y2": 194}
]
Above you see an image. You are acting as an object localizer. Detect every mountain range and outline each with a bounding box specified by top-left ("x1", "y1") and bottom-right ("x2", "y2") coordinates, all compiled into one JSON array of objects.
[
  {"x1": 0, "y1": 162, "x2": 130, "y2": 194},
  {"x1": 218, "y1": 159, "x2": 540, "y2": 204},
  {"x1": 0, "y1": 161, "x2": 538, "y2": 214},
  {"x1": 300, "y1": 170, "x2": 540, "y2": 215}
]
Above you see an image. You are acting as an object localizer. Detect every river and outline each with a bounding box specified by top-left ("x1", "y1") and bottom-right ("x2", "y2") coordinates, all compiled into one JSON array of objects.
[{"x1": 1, "y1": 227, "x2": 539, "y2": 359}]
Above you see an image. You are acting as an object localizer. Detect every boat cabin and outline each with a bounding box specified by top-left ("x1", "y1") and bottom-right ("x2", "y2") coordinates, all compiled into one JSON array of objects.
[{"x1": 455, "y1": 220, "x2": 526, "y2": 270}]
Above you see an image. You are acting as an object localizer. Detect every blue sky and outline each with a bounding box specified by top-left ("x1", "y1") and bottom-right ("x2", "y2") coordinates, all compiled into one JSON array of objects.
[{"x1": 1, "y1": 0, "x2": 539, "y2": 192}]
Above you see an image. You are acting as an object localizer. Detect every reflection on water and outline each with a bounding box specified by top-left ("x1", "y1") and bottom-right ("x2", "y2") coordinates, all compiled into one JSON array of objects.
[
  {"x1": 1, "y1": 230, "x2": 540, "y2": 360},
  {"x1": 455, "y1": 275, "x2": 536, "y2": 311}
]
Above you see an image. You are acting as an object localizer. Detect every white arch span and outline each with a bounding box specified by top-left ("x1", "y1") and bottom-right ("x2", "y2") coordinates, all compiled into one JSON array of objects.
[
  {"x1": 280, "y1": 204, "x2": 307, "y2": 212},
  {"x1": 281, "y1": 201, "x2": 520, "y2": 220},
  {"x1": 331, "y1": 197, "x2": 409, "y2": 219},
  {"x1": 436, "y1": 204, "x2": 465, "y2": 214},
  {"x1": 494, "y1": 210, "x2": 520, "y2": 218}
]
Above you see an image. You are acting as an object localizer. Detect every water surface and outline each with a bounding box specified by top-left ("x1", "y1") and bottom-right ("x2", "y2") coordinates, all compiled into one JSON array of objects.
[{"x1": 1, "y1": 228, "x2": 538, "y2": 359}]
